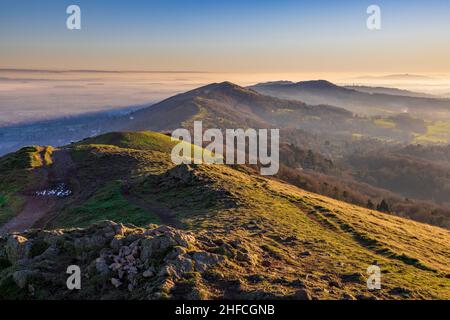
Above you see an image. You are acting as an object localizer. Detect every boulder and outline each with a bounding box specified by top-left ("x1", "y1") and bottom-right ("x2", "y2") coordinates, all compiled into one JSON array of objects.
[
  {"x1": 13, "y1": 270, "x2": 38, "y2": 289},
  {"x1": 291, "y1": 288, "x2": 312, "y2": 300},
  {"x1": 6, "y1": 235, "x2": 30, "y2": 263}
]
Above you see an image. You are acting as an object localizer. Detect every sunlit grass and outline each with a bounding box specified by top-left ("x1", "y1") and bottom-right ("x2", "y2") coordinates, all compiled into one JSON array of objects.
[
  {"x1": 413, "y1": 121, "x2": 450, "y2": 144},
  {"x1": 374, "y1": 118, "x2": 396, "y2": 129}
]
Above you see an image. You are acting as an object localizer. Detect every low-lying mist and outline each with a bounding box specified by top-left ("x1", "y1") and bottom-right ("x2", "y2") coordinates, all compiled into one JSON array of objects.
[{"x1": 2, "y1": 70, "x2": 450, "y2": 127}]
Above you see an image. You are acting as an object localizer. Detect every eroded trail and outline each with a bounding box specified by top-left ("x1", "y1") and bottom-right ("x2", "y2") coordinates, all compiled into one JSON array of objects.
[
  {"x1": 0, "y1": 148, "x2": 75, "y2": 235},
  {"x1": 0, "y1": 197, "x2": 53, "y2": 235}
]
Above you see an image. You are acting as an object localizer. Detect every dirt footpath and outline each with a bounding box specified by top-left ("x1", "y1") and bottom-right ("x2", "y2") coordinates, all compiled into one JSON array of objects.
[
  {"x1": 0, "y1": 197, "x2": 54, "y2": 235},
  {"x1": 0, "y1": 148, "x2": 75, "y2": 235}
]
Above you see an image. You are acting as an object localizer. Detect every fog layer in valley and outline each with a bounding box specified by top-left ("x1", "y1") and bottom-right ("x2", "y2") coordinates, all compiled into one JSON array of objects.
[{"x1": 2, "y1": 70, "x2": 450, "y2": 126}]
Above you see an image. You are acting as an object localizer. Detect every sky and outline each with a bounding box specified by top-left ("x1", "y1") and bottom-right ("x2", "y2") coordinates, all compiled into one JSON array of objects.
[{"x1": 1, "y1": 0, "x2": 450, "y2": 73}]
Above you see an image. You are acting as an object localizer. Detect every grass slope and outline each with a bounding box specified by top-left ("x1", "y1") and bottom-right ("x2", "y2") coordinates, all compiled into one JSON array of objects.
[
  {"x1": 76, "y1": 131, "x2": 177, "y2": 153},
  {"x1": 0, "y1": 131, "x2": 449, "y2": 299},
  {"x1": 0, "y1": 146, "x2": 53, "y2": 224}
]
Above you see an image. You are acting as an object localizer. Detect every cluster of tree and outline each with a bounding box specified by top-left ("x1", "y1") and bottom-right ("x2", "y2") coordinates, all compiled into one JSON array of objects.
[
  {"x1": 399, "y1": 144, "x2": 450, "y2": 163},
  {"x1": 279, "y1": 143, "x2": 334, "y2": 173},
  {"x1": 346, "y1": 151, "x2": 450, "y2": 204},
  {"x1": 389, "y1": 113, "x2": 427, "y2": 134},
  {"x1": 275, "y1": 163, "x2": 450, "y2": 229},
  {"x1": 366, "y1": 199, "x2": 390, "y2": 212}
]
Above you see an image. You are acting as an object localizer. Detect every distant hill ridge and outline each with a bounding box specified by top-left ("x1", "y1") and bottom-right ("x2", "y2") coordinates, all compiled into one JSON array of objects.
[
  {"x1": 119, "y1": 81, "x2": 352, "y2": 132},
  {"x1": 249, "y1": 80, "x2": 450, "y2": 117}
]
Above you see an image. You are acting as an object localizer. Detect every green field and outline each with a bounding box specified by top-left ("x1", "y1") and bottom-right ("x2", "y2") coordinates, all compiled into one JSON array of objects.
[{"x1": 414, "y1": 121, "x2": 450, "y2": 144}]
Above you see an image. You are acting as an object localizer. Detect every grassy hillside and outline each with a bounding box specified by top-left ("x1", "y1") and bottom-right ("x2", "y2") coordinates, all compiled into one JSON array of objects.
[
  {"x1": 0, "y1": 146, "x2": 53, "y2": 225},
  {"x1": 75, "y1": 131, "x2": 177, "y2": 153},
  {"x1": 106, "y1": 82, "x2": 450, "y2": 229},
  {"x1": 0, "y1": 131, "x2": 449, "y2": 300},
  {"x1": 119, "y1": 82, "x2": 353, "y2": 133}
]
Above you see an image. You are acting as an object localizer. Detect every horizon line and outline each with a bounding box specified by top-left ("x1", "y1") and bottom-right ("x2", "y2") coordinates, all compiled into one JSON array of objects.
[
  {"x1": 0, "y1": 68, "x2": 213, "y2": 74},
  {"x1": 2, "y1": 68, "x2": 446, "y2": 77}
]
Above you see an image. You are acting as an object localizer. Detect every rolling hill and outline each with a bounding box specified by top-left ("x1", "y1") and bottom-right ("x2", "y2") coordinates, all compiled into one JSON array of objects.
[
  {"x1": 2, "y1": 82, "x2": 450, "y2": 230},
  {"x1": 249, "y1": 80, "x2": 450, "y2": 119},
  {"x1": 118, "y1": 81, "x2": 353, "y2": 132},
  {"x1": 0, "y1": 131, "x2": 449, "y2": 300},
  {"x1": 344, "y1": 85, "x2": 434, "y2": 98},
  {"x1": 116, "y1": 81, "x2": 429, "y2": 149}
]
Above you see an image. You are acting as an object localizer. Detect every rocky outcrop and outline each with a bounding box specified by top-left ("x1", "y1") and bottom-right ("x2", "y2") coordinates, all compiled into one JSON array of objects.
[{"x1": 0, "y1": 221, "x2": 239, "y2": 300}]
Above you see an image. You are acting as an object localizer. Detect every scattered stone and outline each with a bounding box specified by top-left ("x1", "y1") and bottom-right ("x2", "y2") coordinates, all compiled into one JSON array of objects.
[
  {"x1": 111, "y1": 278, "x2": 122, "y2": 288},
  {"x1": 329, "y1": 280, "x2": 342, "y2": 288},
  {"x1": 340, "y1": 272, "x2": 363, "y2": 283},
  {"x1": 13, "y1": 270, "x2": 38, "y2": 289},
  {"x1": 0, "y1": 221, "x2": 420, "y2": 300},
  {"x1": 342, "y1": 293, "x2": 357, "y2": 300},
  {"x1": 356, "y1": 294, "x2": 378, "y2": 300},
  {"x1": 299, "y1": 251, "x2": 311, "y2": 257},
  {"x1": 6, "y1": 235, "x2": 29, "y2": 263},
  {"x1": 291, "y1": 289, "x2": 312, "y2": 300},
  {"x1": 95, "y1": 257, "x2": 110, "y2": 275},
  {"x1": 289, "y1": 279, "x2": 306, "y2": 288},
  {"x1": 143, "y1": 268, "x2": 155, "y2": 278},
  {"x1": 389, "y1": 287, "x2": 412, "y2": 297},
  {"x1": 246, "y1": 274, "x2": 264, "y2": 284},
  {"x1": 236, "y1": 251, "x2": 258, "y2": 266}
]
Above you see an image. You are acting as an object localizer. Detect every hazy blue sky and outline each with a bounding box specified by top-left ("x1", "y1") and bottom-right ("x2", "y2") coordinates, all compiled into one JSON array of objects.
[{"x1": 1, "y1": 0, "x2": 449, "y2": 72}]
